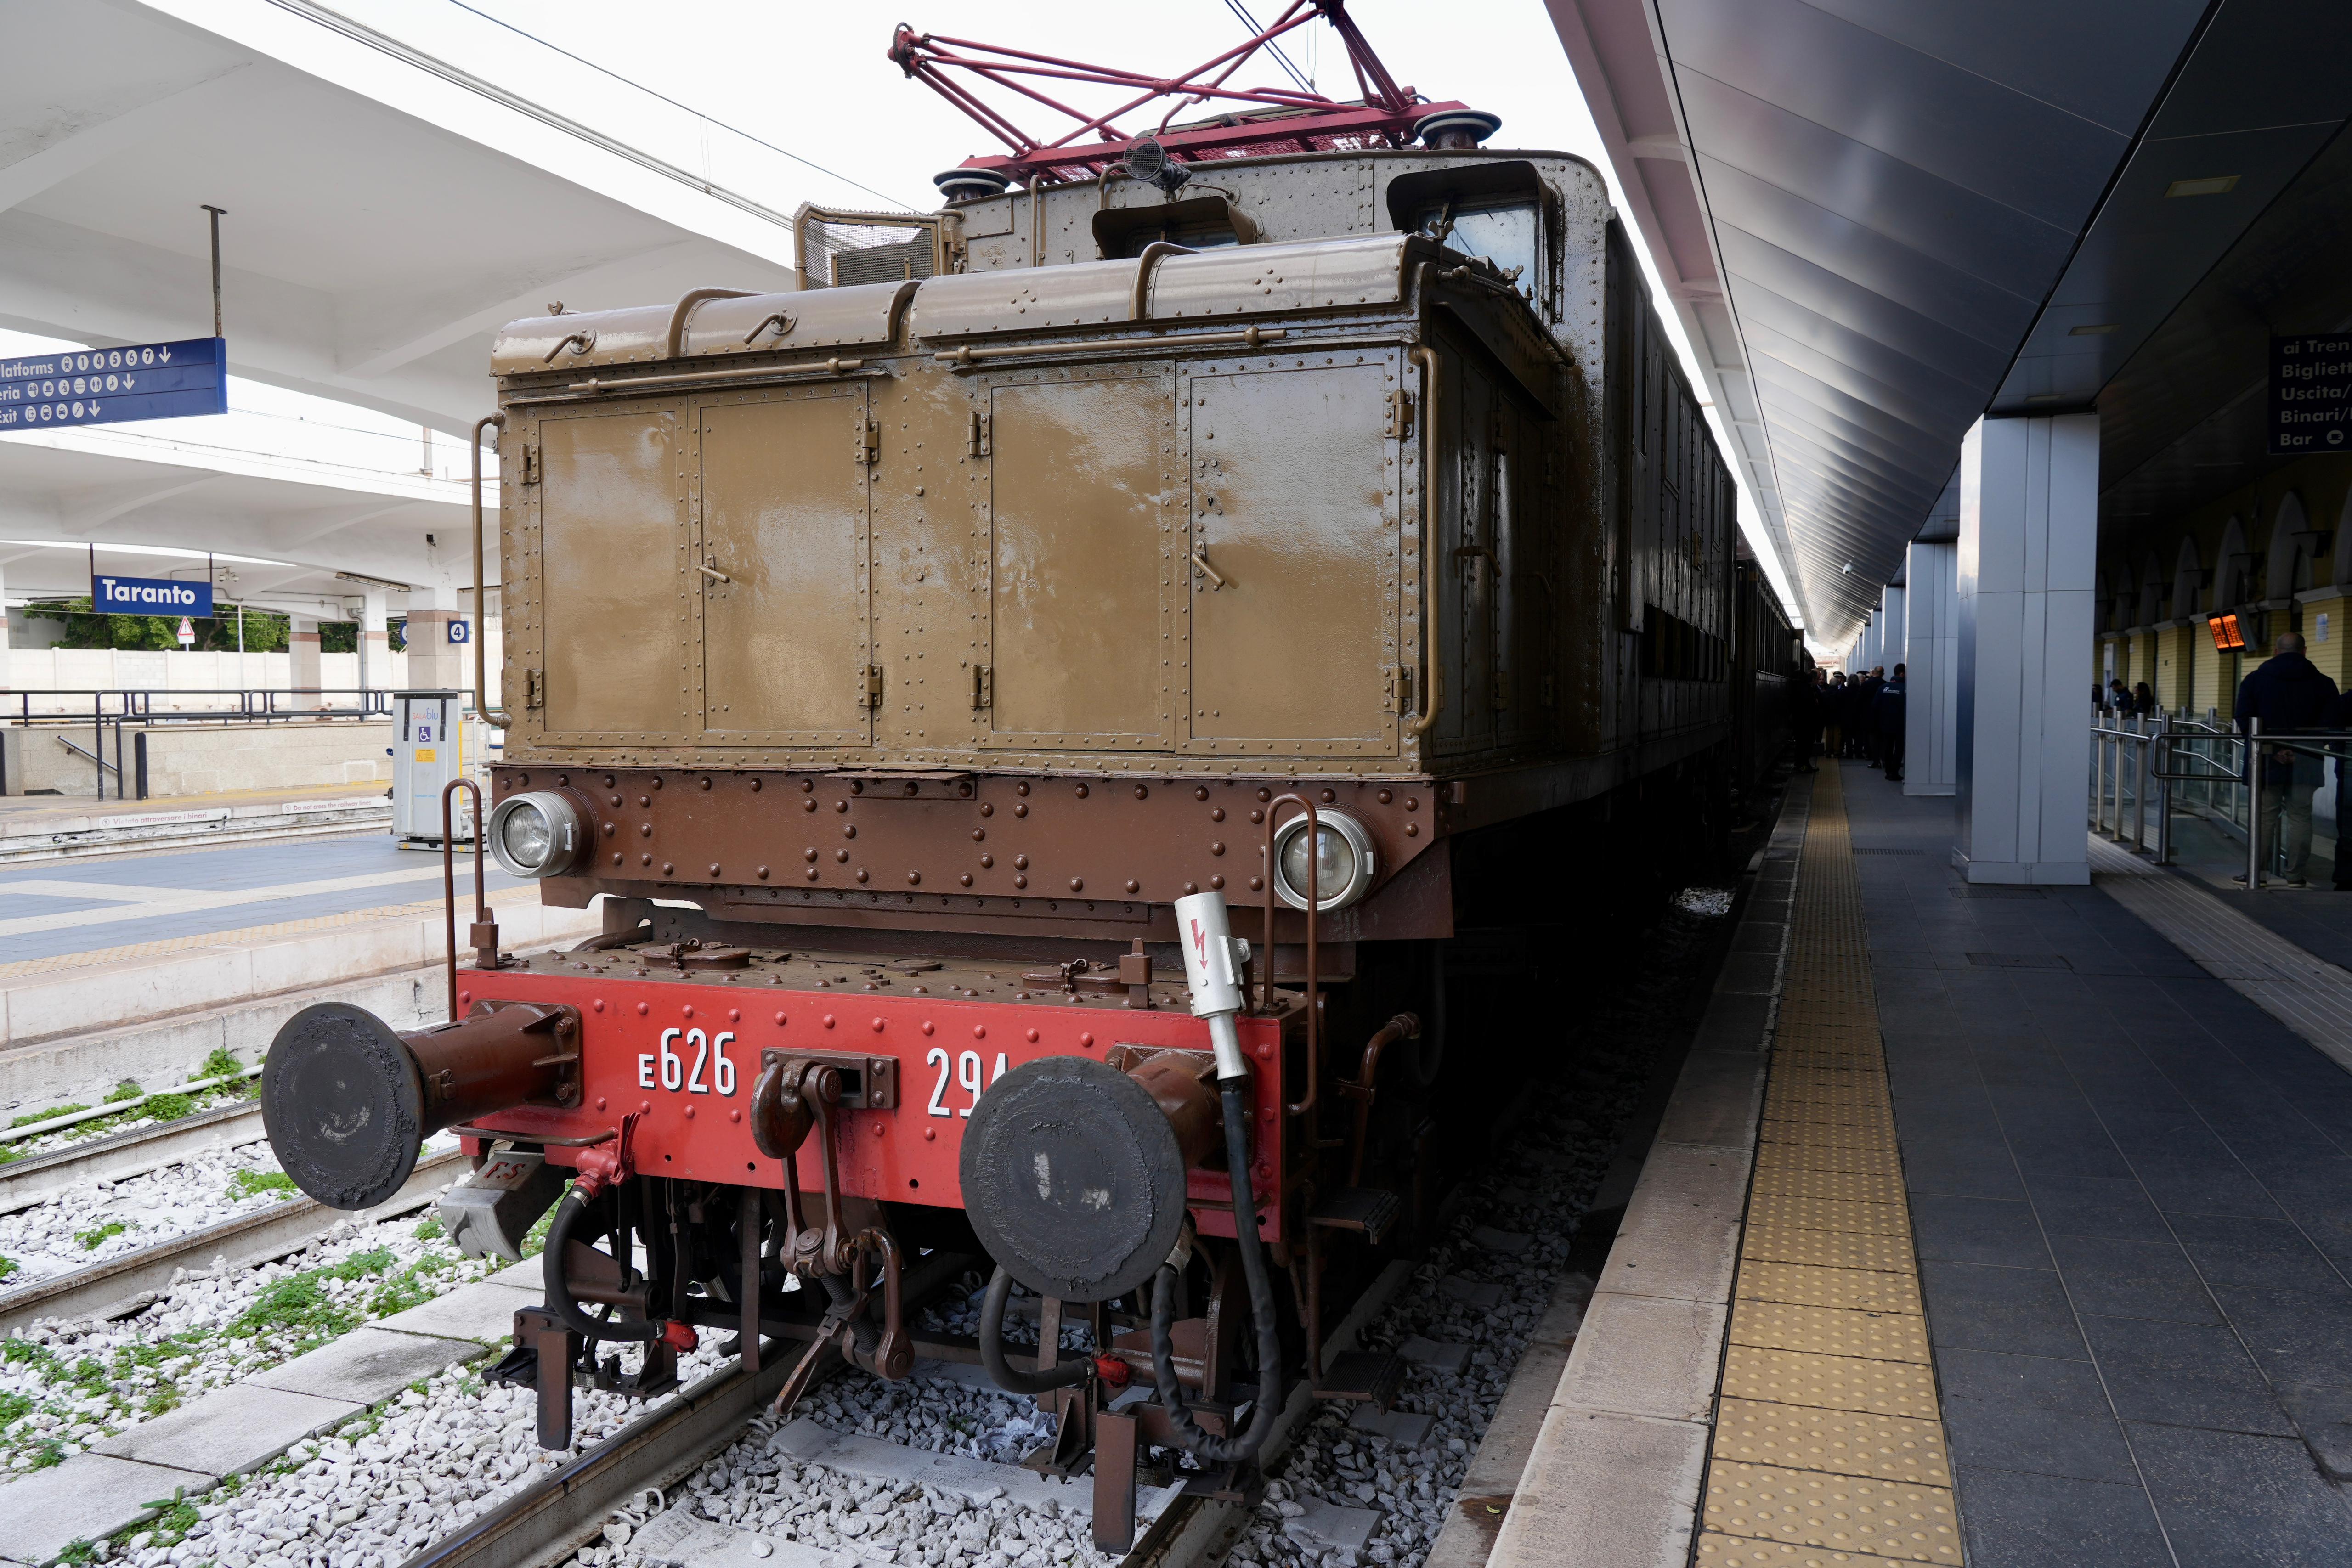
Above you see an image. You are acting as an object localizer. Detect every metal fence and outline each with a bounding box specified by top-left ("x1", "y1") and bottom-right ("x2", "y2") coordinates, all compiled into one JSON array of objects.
[
  {"x1": 2101, "y1": 707, "x2": 2352, "y2": 889},
  {"x1": 4, "y1": 688, "x2": 406, "y2": 801}
]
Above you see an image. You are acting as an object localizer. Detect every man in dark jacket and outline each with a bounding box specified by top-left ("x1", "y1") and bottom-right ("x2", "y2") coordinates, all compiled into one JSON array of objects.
[
  {"x1": 2236, "y1": 632, "x2": 2338, "y2": 887},
  {"x1": 1854, "y1": 667, "x2": 1886, "y2": 765},
  {"x1": 1876, "y1": 665, "x2": 1908, "y2": 783},
  {"x1": 1790, "y1": 671, "x2": 1821, "y2": 772}
]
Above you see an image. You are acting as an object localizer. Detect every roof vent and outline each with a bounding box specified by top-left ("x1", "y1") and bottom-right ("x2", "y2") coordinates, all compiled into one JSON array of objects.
[
  {"x1": 1415, "y1": 109, "x2": 1502, "y2": 150},
  {"x1": 934, "y1": 167, "x2": 1013, "y2": 203}
]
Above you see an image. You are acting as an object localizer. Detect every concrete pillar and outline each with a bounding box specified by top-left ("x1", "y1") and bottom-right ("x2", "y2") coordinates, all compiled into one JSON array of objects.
[
  {"x1": 1877, "y1": 587, "x2": 1906, "y2": 676},
  {"x1": 403, "y1": 584, "x2": 463, "y2": 692},
  {"x1": 1905, "y1": 541, "x2": 1960, "y2": 796},
  {"x1": 356, "y1": 589, "x2": 390, "y2": 697},
  {"x1": 1954, "y1": 413, "x2": 2097, "y2": 885},
  {"x1": 289, "y1": 615, "x2": 322, "y2": 709}
]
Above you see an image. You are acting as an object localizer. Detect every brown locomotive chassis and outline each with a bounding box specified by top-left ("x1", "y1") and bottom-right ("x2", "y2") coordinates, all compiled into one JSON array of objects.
[{"x1": 500, "y1": 765, "x2": 1454, "y2": 946}]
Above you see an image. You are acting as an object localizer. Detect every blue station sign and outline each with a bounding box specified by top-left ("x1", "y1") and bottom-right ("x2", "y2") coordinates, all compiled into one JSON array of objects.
[
  {"x1": 94, "y1": 574, "x2": 214, "y2": 618},
  {"x1": 0, "y1": 338, "x2": 228, "y2": 430}
]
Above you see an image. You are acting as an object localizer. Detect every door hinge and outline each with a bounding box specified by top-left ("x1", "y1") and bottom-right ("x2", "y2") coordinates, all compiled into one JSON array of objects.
[
  {"x1": 968, "y1": 410, "x2": 991, "y2": 457},
  {"x1": 524, "y1": 669, "x2": 544, "y2": 710},
  {"x1": 971, "y1": 664, "x2": 993, "y2": 709},
  {"x1": 1386, "y1": 389, "x2": 1415, "y2": 440},
  {"x1": 859, "y1": 665, "x2": 884, "y2": 708},
  {"x1": 518, "y1": 443, "x2": 540, "y2": 486},
  {"x1": 853, "y1": 413, "x2": 879, "y2": 466}
]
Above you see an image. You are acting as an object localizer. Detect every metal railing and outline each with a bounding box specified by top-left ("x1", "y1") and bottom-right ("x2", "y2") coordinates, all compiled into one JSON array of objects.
[
  {"x1": 2090, "y1": 710, "x2": 2174, "y2": 861},
  {"x1": 2111, "y1": 706, "x2": 2352, "y2": 890},
  {"x1": 3, "y1": 688, "x2": 403, "y2": 801}
]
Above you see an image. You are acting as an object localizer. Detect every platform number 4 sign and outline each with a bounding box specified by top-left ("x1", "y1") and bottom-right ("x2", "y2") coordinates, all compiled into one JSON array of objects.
[{"x1": 448, "y1": 620, "x2": 470, "y2": 645}]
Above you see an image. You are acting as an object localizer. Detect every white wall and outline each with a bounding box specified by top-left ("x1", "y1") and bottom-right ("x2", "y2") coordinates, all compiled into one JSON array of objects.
[
  {"x1": 0, "y1": 624, "x2": 503, "y2": 710},
  {"x1": 1905, "y1": 541, "x2": 1960, "y2": 796}
]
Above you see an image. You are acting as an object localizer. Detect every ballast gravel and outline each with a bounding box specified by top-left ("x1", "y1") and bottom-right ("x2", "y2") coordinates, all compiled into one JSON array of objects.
[
  {"x1": 0, "y1": 1195, "x2": 504, "y2": 1476},
  {"x1": 0, "y1": 1140, "x2": 291, "y2": 1290}
]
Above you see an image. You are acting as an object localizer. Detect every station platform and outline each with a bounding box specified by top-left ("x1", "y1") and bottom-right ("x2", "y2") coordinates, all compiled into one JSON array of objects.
[
  {"x1": 1504, "y1": 762, "x2": 2352, "y2": 1568},
  {"x1": 0, "y1": 834, "x2": 526, "y2": 967}
]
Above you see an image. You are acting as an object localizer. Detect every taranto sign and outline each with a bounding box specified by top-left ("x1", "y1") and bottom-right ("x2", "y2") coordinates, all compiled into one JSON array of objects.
[
  {"x1": 2271, "y1": 334, "x2": 2352, "y2": 456},
  {"x1": 0, "y1": 337, "x2": 228, "y2": 430},
  {"x1": 94, "y1": 575, "x2": 214, "y2": 618}
]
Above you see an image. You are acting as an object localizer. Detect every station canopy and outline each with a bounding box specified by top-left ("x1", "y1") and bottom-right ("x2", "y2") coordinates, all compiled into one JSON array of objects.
[
  {"x1": 0, "y1": 0, "x2": 851, "y2": 615},
  {"x1": 1553, "y1": 0, "x2": 2352, "y2": 644}
]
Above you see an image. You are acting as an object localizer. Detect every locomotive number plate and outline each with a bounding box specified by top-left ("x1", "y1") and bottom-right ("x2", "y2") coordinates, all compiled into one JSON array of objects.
[{"x1": 639, "y1": 1027, "x2": 741, "y2": 1097}]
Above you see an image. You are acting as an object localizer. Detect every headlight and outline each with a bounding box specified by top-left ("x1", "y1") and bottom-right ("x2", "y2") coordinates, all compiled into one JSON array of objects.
[
  {"x1": 1271, "y1": 810, "x2": 1377, "y2": 913},
  {"x1": 486, "y1": 791, "x2": 586, "y2": 878}
]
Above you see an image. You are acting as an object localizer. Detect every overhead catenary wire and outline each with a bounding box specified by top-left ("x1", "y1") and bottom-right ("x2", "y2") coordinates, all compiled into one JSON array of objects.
[{"x1": 443, "y1": 0, "x2": 921, "y2": 212}]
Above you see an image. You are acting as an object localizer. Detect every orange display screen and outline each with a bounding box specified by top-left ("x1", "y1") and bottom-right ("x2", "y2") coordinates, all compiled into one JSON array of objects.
[{"x1": 2209, "y1": 614, "x2": 2245, "y2": 651}]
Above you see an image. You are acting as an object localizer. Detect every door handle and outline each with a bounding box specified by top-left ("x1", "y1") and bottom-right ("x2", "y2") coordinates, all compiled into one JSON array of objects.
[
  {"x1": 698, "y1": 562, "x2": 732, "y2": 584},
  {"x1": 1190, "y1": 549, "x2": 1227, "y2": 591}
]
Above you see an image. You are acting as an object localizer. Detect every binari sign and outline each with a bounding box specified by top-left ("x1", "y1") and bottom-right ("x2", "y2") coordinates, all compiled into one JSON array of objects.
[
  {"x1": 95, "y1": 575, "x2": 214, "y2": 618},
  {"x1": 2271, "y1": 335, "x2": 2352, "y2": 456},
  {"x1": 0, "y1": 338, "x2": 228, "y2": 430}
]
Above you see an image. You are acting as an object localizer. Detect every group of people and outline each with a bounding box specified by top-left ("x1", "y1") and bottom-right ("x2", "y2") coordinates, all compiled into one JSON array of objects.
[
  {"x1": 2099, "y1": 679, "x2": 2160, "y2": 716},
  {"x1": 1792, "y1": 664, "x2": 1906, "y2": 783}
]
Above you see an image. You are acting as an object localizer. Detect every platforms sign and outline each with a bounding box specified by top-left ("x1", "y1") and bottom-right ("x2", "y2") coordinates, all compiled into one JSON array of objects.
[
  {"x1": 2271, "y1": 335, "x2": 2352, "y2": 455},
  {"x1": 94, "y1": 575, "x2": 213, "y2": 618},
  {"x1": 0, "y1": 338, "x2": 228, "y2": 430}
]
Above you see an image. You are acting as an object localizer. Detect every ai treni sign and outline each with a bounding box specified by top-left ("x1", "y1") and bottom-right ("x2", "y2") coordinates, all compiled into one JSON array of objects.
[
  {"x1": 0, "y1": 338, "x2": 228, "y2": 429},
  {"x1": 94, "y1": 575, "x2": 213, "y2": 618}
]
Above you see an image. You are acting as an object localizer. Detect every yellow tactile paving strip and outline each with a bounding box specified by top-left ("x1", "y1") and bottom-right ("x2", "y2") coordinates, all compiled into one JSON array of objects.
[{"x1": 1700, "y1": 766, "x2": 1963, "y2": 1566}]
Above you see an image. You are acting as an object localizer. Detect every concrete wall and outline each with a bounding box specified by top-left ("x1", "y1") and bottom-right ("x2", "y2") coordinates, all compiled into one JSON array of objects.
[
  {"x1": 0, "y1": 627, "x2": 503, "y2": 709},
  {"x1": 2, "y1": 719, "x2": 397, "y2": 797}
]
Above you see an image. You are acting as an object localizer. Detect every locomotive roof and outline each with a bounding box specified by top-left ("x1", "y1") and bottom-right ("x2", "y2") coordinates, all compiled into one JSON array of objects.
[{"x1": 492, "y1": 231, "x2": 1483, "y2": 377}]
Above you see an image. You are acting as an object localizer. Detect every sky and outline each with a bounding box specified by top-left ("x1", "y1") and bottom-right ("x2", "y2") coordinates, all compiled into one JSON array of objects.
[
  {"x1": 1, "y1": 0, "x2": 1798, "y2": 624},
  {"x1": 333, "y1": 0, "x2": 1802, "y2": 621}
]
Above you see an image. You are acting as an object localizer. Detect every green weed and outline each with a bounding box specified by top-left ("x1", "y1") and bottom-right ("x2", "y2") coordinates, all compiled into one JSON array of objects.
[
  {"x1": 141, "y1": 1093, "x2": 196, "y2": 1122},
  {"x1": 75, "y1": 1222, "x2": 126, "y2": 1252},
  {"x1": 9, "y1": 1105, "x2": 86, "y2": 1129},
  {"x1": 226, "y1": 1169, "x2": 297, "y2": 1201},
  {"x1": 103, "y1": 1082, "x2": 141, "y2": 1105},
  {"x1": 197, "y1": 1048, "x2": 241, "y2": 1082},
  {"x1": 229, "y1": 1270, "x2": 357, "y2": 1343}
]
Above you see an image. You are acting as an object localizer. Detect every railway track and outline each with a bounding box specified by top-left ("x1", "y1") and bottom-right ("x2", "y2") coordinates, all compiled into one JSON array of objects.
[
  {"x1": 393, "y1": 1258, "x2": 1413, "y2": 1568},
  {"x1": 0, "y1": 1134, "x2": 466, "y2": 1331}
]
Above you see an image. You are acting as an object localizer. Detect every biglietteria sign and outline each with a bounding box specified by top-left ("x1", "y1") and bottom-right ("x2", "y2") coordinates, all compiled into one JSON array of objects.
[
  {"x1": 94, "y1": 575, "x2": 213, "y2": 618},
  {"x1": 0, "y1": 338, "x2": 228, "y2": 429}
]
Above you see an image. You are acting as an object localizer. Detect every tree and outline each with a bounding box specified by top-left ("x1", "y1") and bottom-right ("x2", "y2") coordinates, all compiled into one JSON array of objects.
[{"x1": 38, "y1": 597, "x2": 290, "y2": 652}]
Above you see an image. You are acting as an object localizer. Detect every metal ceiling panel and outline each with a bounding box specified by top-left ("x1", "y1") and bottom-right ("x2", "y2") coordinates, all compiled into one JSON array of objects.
[
  {"x1": 1694, "y1": 158, "x2": 2042, "y2": 347},
  {"x1": 1661, "y1": 0, "x2": 2132, "y2": 226},
  {"x1": 1671, "y1": 70, "x2": 2075, "y2": 305},
  {"x1": 1550, "y1": 0, "x2": 2211, "y2": 642}
]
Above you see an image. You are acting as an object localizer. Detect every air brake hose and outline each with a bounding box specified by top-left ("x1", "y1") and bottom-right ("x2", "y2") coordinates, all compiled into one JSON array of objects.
[
  {"x1": 980, "y1": 1265, "x2": 1091, "y2": 1395},
  {"x1": 1150, "y1": 1080, "x2": 1283, "y2": 1464},
  {"x1": 543, "y1": 1187, "x2": 663, "y2": 1343}
]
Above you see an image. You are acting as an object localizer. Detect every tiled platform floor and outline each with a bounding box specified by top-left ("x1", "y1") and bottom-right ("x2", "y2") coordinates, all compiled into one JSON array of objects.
[
  {"x1": 1842, "y1": 764, "x2": 2352, "y2": 1565},
  {"x1": 0, "y1": 835, "x2": 523, "y2": 964}
]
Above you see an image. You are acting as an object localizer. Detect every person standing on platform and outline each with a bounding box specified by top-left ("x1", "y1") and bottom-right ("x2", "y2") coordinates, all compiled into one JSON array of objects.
[
  {"x1": 1877, "y1": 665, "x2": 1908, "y2": 783},
  {"x1": 1791, "y1": 670, "x2": 1821, "y2": 772},
  {"x1": 2234, "y1": 632, "x2": 2337, "y2": 887},
  {"x1": 1854, "y1": 666, "x2": 1887, "y2": 766},
  {"x1": 1821, "y1": 672, "x2": 1846, "y2": 762},
  {"x1": 2134, "y1": 682, "x2": 2158, "y2": 717}
]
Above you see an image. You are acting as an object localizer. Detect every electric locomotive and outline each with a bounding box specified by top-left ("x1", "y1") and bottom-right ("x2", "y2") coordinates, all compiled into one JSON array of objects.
[{"x1": 259, "y1": 12, "x2": 1796, "y2": 1545}]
